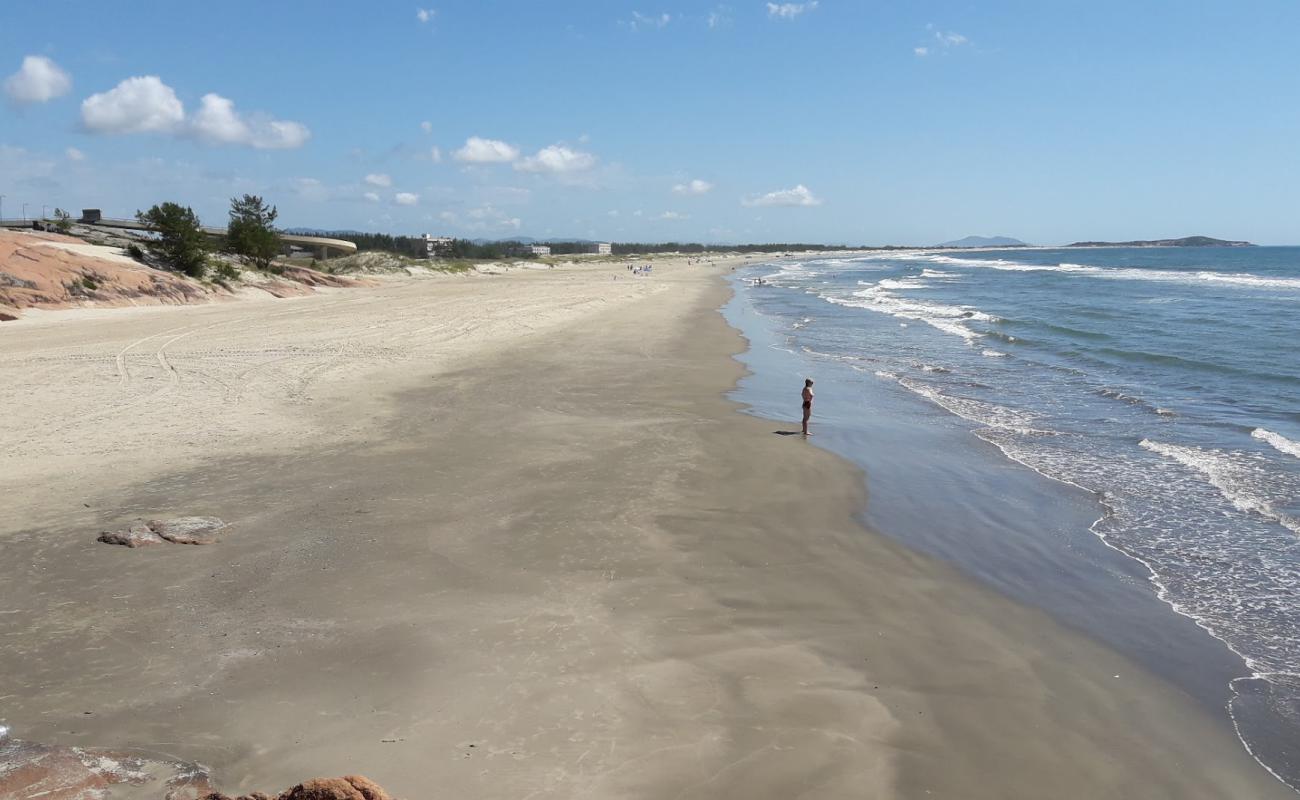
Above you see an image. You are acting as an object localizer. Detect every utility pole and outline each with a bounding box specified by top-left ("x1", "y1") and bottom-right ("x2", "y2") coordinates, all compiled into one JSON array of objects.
[
  {"x1": 42, "y1": 204, "x2": 48, "y2": 220},
  {"x1": 22, "y1": 203, "x2": 28, "y2": 221}
]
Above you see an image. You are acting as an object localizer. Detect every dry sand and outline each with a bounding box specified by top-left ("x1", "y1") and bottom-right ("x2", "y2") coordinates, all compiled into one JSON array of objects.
[{"x1": 0, "y1": 257, "x2": 1292, "y2": 799}]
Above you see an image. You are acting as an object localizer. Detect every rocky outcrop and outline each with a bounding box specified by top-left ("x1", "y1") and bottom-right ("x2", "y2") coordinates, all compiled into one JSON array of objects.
[
  {"x1": 98, "y1": 517, "x2": 228, "y2": 547},
  {"x1": 0, "y1": 729, "x2": 215, "y2": 800},
  {"x1": 203, "y1": 775, "x2": 392, "y2": 800},
  {"x1": 0, "y1": 230, "x2": 216, "y2": 319}
]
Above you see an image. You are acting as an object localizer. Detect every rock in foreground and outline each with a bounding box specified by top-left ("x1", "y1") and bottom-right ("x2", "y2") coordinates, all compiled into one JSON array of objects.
[
  {"x1": 0, "y1": 729, "x2": 215, "y2": 800},
  {"x1": 204, "y1": 775, "x2": 392, "y2": 800},
  {"x1": 98, "y1": 517, "x2": 228, "y2": 547}
]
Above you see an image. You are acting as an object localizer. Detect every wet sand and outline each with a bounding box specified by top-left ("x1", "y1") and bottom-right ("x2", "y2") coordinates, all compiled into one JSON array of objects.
[{"x1": 0, "y1": 259, "x2": 1292, "y2": 798}]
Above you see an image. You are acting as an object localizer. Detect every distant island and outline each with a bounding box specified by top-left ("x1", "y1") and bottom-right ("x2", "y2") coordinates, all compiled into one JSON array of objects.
[
  {"x1": 936, "y1": 235, "x2": 1028, "y2": 248},
  {"x1": 1066, "y1": 236, "x2": 1254, "y2": 248}
]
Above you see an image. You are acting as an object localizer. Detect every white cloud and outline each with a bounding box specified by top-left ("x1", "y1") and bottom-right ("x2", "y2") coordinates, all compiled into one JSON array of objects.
[
  {"x1": 420, "y1": 120, "x2": 433, "y2": 133},
  {"x1": 189, "y1": 93, "x2": 311, "y2": 149},
  {"x1": 395, "y1": 192, "x2": 420, "y2": 206},
  {"x1": 914, "y1": 46, "x2": 929, "y2": 57},
  {"x1": 363, "y1": 191, "x2": 380, "y2": 202},
  {"x1": 707, "y1": 7, "x2": 732, "y2": 28},
  {"x1": 81, "y1": 78, "x2": 306, "y2": 148},
  {"x1": 416, "y1": 8, "x2": 435, "y2": 23},
  {"x1": 741, "y1": 184, "x2": 822, "y2": 207},
  {"x1": 65, "y1": 147, "x2": 86, "y2": 161},
  {"x1": 608, "y1": 210, "x2": 620, "y2": 217},
  {"x1": 673, "y1": 178, "x2": 713, "y2": 195},
  {"x1": 364, "y1": 173, "x2": 393, "y2": 187},
  {"x1": 81, "y1": 76, "x2": 184, "y2": 134},
  {"x1": 4, "y1": 55, "x2": 72, "y2": 104},
  {"x1": 515, "y1": 144, "x2": 597, "y2": 173},
  {"x1": 659, "y1": 211, "x2": 688, "y2": 220},
  {"x1": 430, "y1": 146, "x2": 442, "y2": 163},
  {"x1": 767, "y1": 1, "x2": 817, "y2": 19},
  {"x1": 623, "y1": 11, "x2": 672, "y2": 30},
  {"x1": 454, "y1": 136, "x2": 520, "y2": 163}
]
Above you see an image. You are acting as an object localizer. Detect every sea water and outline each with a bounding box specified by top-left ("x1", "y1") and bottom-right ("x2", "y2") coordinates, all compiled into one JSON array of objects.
[{"x1": 728, "y1": 246, "x2": 1300, "y2": 790}]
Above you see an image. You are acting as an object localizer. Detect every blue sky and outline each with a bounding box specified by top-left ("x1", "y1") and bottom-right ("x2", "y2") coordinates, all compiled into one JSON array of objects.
[{"x1": 2, "y1": 0, "x2": 1298, "y2": 244}]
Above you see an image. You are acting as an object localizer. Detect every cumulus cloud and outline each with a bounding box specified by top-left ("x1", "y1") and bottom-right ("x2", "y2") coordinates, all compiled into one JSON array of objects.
[
  {"x1": 363, "y1": 191, "x2": 380, "y2": 202},
  {"x1": 189, "y1": 93, "x2": 310, "y2": 149},
  {"x1": 65, "y1": 147, "x2": 86, "y2": 161},
  {"x1": 741, "y1": 184, "x2": 821, "y2": 207},
  {"x1": 767, "y1": 2, "x2": 817, "y2": 19},
  {"x1": 416, "y1": 8, "x2": 435, "y2": 23},
  {"x1": 4, "y1": 55, "x2": 72, "y2": 104},
  {"x1": 454, "y1": 136, "x2": 520, "y2": 163},
  {"x1": 673, "y1": 178, "x2": 713, "y2": 195},
  {"x1": 429, "y1": 146, "x2": 442, "y2": 163},
  {"x1": 659, "y1": 211, "x2": 688, "y2": 220},
  {"x1": 80, "y1": 77, "x2": 308, "y2": 148},
  {"x1": 420, "y1": 120, "x2": 433, "y2": 133},
  {"x1": 707, "y1": 7, "x2": 732, "y2": 28},
  {"x1": 81, "y1": 76, "x2": 184, "y2": 134},
  {"x1": 364, "y1": 173, "x2": 393, "y2": 187},
  {"x1": 515, "y1": 144, "x2": 597, "y2": 173},
  {"x1": 914, "y1": 46, "x2": 929, "y2": 57},
  {"x1": 623, "y1": 11, "x2": 672, "y2": 30},
  {"x1": 395, "y1": 192, "x2": 420, "y2": 206}
]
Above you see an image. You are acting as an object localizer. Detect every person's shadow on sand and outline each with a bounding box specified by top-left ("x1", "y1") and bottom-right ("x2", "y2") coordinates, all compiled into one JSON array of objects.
[{"x1": 773, "y1": 430, "x2": 804, "y2": 436}]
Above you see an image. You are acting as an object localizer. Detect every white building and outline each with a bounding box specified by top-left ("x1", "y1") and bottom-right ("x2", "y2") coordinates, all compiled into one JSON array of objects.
[
  {"x1": 530, "y1": 245, "x2": 551, "y2": 257},
  {"x1": 422, "y1": 234, "x2": 454, "y2": 258},
  {"x1": 591, "y1": 242, "x2": 613, "y2": 255}
]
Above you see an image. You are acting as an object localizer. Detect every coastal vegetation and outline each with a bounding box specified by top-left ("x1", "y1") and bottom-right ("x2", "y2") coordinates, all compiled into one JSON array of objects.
[
  {"x1": 135, "y1": 202, "x2": 211, "y2": 278},
  {"x1": 225, "y1": 194, "x2": 282, "y2": 272}
]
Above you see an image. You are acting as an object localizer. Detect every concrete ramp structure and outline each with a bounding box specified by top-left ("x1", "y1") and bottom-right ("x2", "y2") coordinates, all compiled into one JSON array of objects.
[{"x1": 79, "y1": 213, "x2": 359, "y2": 259}]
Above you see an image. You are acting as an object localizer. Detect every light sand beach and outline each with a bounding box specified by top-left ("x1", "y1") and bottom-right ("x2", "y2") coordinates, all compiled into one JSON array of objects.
[{"x1": 1, "y1": 258, "x2": 1292, "y2": 798}]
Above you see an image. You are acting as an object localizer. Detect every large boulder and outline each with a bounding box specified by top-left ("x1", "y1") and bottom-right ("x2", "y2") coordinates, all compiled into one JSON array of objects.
[{"x1": 203, "y1": 775, "x2": 392, "y2": 800}]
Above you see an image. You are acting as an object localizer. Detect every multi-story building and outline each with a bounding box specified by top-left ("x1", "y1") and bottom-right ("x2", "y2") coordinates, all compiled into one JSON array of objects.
[{"x1": 422, "y1": 234, "x2": 454, "y2": 258}]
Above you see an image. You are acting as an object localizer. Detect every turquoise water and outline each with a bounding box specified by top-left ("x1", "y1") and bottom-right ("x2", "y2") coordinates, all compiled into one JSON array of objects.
[{"x1": 733, "y1": 246, "x2": 1300, "y2": 790}]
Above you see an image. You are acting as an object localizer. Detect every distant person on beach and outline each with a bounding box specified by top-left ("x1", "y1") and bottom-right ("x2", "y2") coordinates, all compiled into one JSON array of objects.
[{"x1": 801, "y1": 378, "x2": 814, "y2": 435}]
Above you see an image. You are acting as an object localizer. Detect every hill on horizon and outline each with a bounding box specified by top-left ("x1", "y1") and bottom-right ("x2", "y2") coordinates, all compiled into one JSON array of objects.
[{"x1": 936, "y1": 235, "x2": 1028, "y2": 248}]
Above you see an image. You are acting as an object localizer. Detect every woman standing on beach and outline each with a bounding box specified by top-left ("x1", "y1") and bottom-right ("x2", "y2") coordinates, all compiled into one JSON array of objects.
[{"x1": 801, "y1": 378, "x2": 814, "y2": 435}]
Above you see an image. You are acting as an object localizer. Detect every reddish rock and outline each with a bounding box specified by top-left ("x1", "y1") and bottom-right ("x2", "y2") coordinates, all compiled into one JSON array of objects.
[
  {"x1": 0, "y1": 729, "x2": 214, "y2": 800},
  {"x1": 279, "y1": 775, "x2": 392, "y2": 800},
  {"x1": 203, "y1": 775, "x2": 392, "y2": 800}
]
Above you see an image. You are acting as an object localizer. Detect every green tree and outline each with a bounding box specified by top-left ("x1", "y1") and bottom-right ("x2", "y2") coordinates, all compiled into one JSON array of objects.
[
  {"x1": 226, "y1": 194, "x2": 281, "y2": 272},
  {"x1": 136, "y1": 202, "x2": 210, "y2": 278},
  {"x1": 52, "y1": 208, "x2": 72, "y2": 234}
]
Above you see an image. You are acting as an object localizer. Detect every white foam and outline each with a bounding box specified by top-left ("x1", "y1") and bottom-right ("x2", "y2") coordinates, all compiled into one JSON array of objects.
[
  {"x1": 1253, "y1": 428, "x2": 1300, "y2": 459},
  {"x1": 921, "y1": 268, "x2": 959, "y2": 279},
  {"x1": 1140, "y1": 439, "x2": 1300, "y2": 535},
  {"x1": 982, "y1": 350, "x2": 1007, "y2": 358},
  {"x1": 826, "y1": 283, "x2": 993, "y2": 343},
  {"x1": 875, "y1": 278, "x2": 930, "y2": 290},
  {"x1": 921, "y1": 255, "x2": 1300, "y2": 291},
  {"x1": 897, "y1": 375, "x2": 1044, "y2": 432}
]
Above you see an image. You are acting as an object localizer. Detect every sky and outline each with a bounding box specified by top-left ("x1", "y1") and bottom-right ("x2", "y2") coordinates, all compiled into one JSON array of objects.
[{"x1": 2, "y1": 0, "x2": 1298, "y2": 245}]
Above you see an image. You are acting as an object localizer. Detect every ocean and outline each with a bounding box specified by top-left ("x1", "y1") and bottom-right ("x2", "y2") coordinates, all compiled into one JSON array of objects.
[{"x1": 726, "y1": 246, "x2": 1300, "y2": 791}]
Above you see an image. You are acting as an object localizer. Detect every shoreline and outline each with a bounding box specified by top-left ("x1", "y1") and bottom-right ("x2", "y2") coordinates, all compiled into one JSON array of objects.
[{"x1": 1, "y1": 260, "x2": 1293, "y2": 797}]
